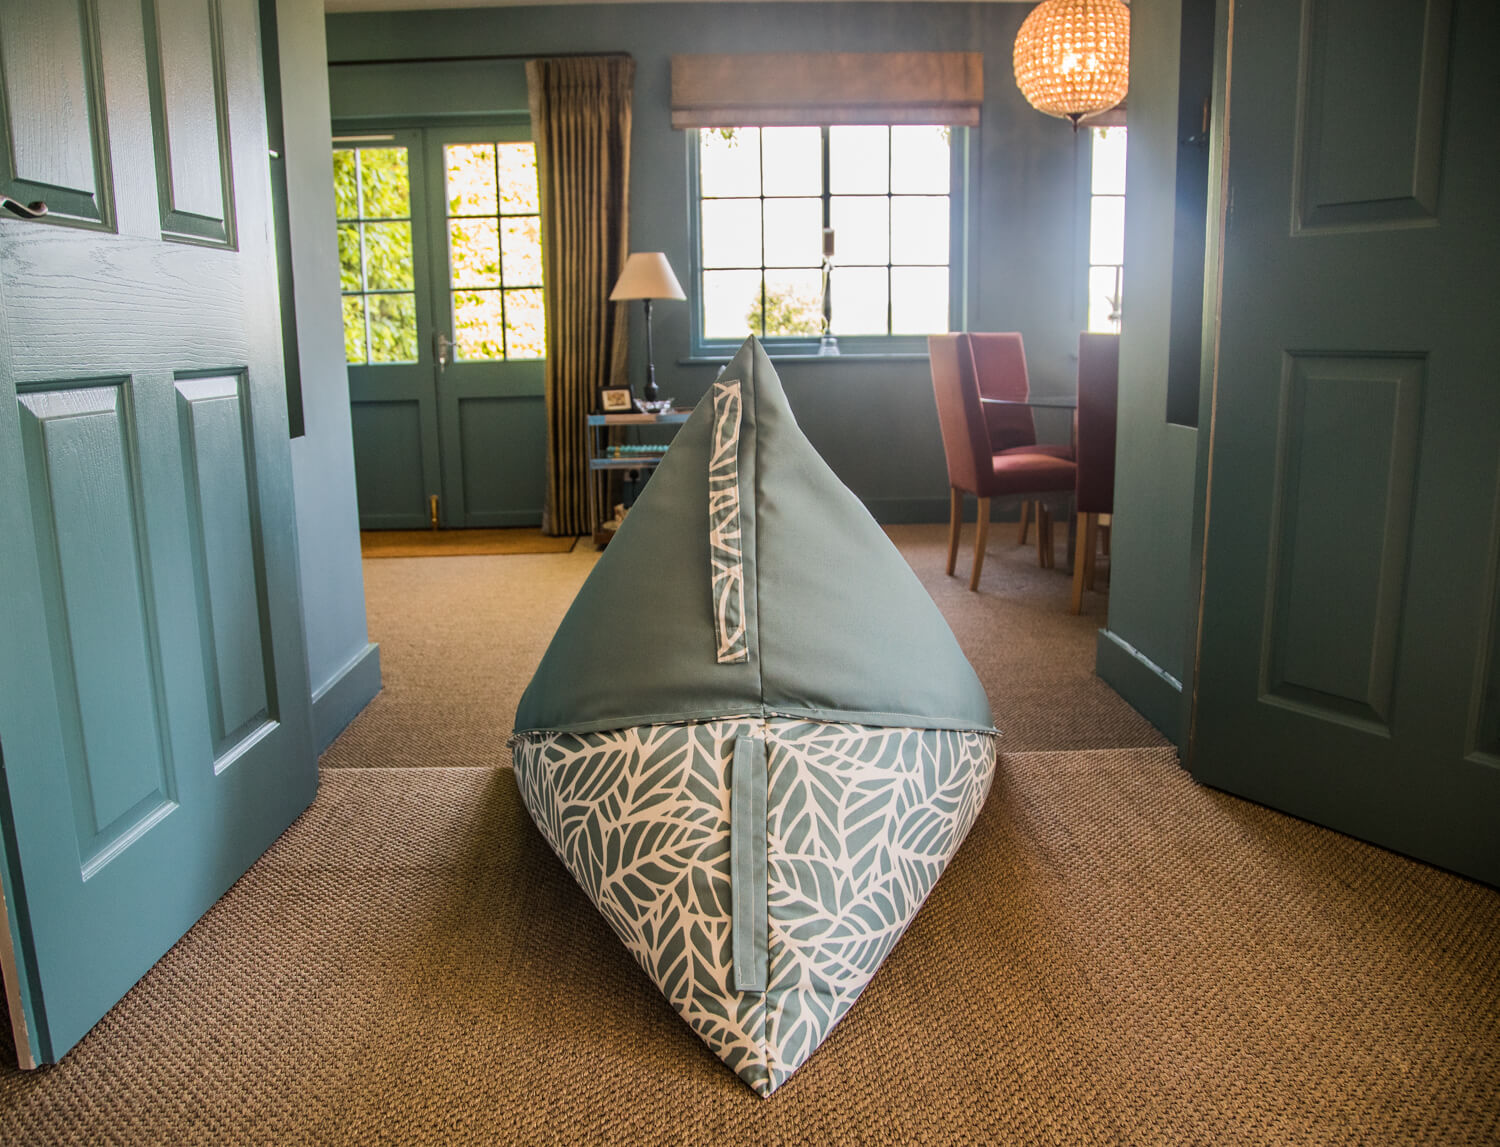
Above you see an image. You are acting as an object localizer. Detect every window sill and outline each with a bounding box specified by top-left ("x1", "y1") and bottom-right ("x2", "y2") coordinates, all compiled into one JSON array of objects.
[{"x1": 679, "y1": 352, "x2": 929, "y2": 367}]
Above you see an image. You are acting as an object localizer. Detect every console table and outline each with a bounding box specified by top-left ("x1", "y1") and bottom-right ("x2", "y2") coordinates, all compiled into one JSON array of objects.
[{"x1": 586, "y1": 409, "x2": 691, "y2": 545}]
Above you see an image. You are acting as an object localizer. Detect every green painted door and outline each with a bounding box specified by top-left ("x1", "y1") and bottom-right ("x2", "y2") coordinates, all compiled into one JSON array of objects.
[
  {"x1": 338, "y1": 125, "x2": 546, "y2": 529},
  {"x1": 1190, "y1": 0, "x2": 1500, "y2": 883},
  {"x1": 0, "y1": 0, "x2": 316, "y2": 1063}
]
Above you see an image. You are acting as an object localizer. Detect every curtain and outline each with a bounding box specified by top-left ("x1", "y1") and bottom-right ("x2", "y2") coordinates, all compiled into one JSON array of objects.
[{"x1": 526, "y1": 56, "x2": 635, "y2": 536}]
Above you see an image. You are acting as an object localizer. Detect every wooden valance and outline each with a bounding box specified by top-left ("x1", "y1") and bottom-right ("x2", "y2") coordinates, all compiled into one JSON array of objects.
[{"x1": 670, "y1": 52, "x2": 983, "y2": 129}]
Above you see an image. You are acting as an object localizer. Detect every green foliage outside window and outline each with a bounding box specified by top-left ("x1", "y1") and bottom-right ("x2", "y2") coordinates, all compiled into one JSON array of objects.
[
  {"x1": 444, "y1": 143, "x2": 545, "y2": 361},
  {"x1": 334, "y1": 147, "x2": 417, "y2": 364},
  {"x1": 747, "y1": 280, "x2": 823, "y2": 337}
]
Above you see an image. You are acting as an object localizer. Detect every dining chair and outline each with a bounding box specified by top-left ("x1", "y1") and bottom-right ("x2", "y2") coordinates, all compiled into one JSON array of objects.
[
  {"x1": 929, "y1": 334, "x2": 1077, "y2": 591},
  {"x1": 1070, "y1": 332, "x2": 1120, "y2": 613},
  {"x1": 968, "y1": 332, "x2": 1074, "y2": 547}
]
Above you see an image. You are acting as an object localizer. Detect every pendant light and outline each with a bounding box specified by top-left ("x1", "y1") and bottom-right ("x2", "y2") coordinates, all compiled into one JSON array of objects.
[{"x1": 1013, "y1": 0, "x2": 1131, "y2": 129}]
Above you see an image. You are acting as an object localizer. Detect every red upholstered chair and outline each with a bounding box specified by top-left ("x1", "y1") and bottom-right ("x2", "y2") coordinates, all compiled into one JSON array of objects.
[
  {"x1": 1070, "y1": 332, "x2": 1120, "y2": 613},
  {"x1": 968, "y1": 332, "x2": 1074, "y2": 547},
  {"x1": 929, "y1": 334, "x2": 1077, "y2": 591}
]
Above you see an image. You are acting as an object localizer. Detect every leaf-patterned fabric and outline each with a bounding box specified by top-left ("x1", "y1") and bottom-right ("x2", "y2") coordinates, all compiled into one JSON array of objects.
[
  {"x1": 709, "y1": 379, "x2": 747, "y2": 663},
  {"x1": 511, "y1": 719, "x2": 997, "y2": 1096}
]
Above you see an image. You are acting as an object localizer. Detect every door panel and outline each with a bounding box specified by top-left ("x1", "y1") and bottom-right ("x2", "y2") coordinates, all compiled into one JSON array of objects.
[
  {"x1": 0, "y1": 0, "x2": 111, "y2": 226},
  {"x1": 175, "y1": 374, "x2": 277, "y2": 763},
  {"x1": 0, "y1": 0, "x2": 315, "y2": 1063},
  {"x1": 350, "y1": 392, "x2": 437, "y2": 526},
  {"x1": 1291, "y1": 0, "x2": 1449, "y2": 231},
  {"x1": 1191, "y1": 0, "x2": 1500, "y2": 883},
  {"x1": 1260, "y1": 354, "x2": 1422, "y2": 730},
  {"x1": 453, "y1": 390, "x2": 547, "y2": 525},
  {"x1": 141, "y1": 0, "x2": 234, "y2": 244},
  {"x1": 16, "y1": 382, "x2": 178, "y2": 868}
]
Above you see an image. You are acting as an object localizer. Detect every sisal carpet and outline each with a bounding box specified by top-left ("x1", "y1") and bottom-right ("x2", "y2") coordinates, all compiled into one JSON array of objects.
[
  {"x1": 360, "y1": 529, "x2": 578, "y2": 559},
  {"x1": 323, "y1": 522, "x2": 1162, "y2": 771},
  {"x1": 1, "y1": 526, "x2": 1496, "y2": 1144}
]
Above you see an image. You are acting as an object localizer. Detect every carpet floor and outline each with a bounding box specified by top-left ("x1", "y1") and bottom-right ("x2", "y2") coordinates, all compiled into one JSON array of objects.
[{"x1": 1, "y1": 526, "x2": 1496, "y2": 1144}]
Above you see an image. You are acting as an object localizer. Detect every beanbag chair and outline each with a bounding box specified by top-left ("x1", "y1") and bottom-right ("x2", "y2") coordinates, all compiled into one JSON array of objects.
[{"x1": 511, "y1": 336, "x2": 997, "y2": 1096}]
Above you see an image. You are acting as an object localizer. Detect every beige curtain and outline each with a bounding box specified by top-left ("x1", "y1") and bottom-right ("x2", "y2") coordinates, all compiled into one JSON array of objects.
[{"x1": 526, "y1": 56, "x2": 635, "y2": 536}]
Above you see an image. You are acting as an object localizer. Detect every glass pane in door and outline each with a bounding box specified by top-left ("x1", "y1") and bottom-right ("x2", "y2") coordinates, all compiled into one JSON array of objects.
[
  {"x1": 333, "y1": 146, "x2": 418, "y2": 363},
  {"x1": 444, "y1": 142, "x2": 545, "y2": 360}
]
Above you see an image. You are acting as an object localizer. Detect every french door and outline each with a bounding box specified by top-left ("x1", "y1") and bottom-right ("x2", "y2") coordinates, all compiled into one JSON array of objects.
[{"x1": 338, "y1": 124, "x2": 547, "y2": 529}]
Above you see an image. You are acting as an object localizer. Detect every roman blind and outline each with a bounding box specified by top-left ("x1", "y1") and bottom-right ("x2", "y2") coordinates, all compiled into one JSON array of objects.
[{"x1": 670, "y1": 52, "x2": 983, "y2": 128}]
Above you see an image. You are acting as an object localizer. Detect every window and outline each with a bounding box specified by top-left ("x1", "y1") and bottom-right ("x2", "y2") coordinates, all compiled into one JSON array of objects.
[
  {"x1": 335, "y1": 145, "x2": 417, "y2": 363},
  {"x1": 694, "y1": 125, "x2": 956, "y2": 350},
  {"x1": 443, "y1": 142, "x2": 545, "y2": 360},
  {"x1": 1087, "y1": 126, "x2": 1128, "y2": 333}
]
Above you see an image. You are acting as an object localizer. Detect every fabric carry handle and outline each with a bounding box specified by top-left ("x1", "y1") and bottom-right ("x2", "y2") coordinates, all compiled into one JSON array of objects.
[{"x1": 731, "y1": 734, "x2": 768, "y2": 993}]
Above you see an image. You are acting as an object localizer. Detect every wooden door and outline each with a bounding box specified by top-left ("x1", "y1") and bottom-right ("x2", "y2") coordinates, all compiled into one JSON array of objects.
[
  {"x1": 1190, "y1": 0, "x2": 1500, "y2": 883},
  {"x1": 0, "y1": 0, "x2": 316, "y2": 1063},
  {"x1": 425, "y1": 126, "x2": 547, "y2": 528}
]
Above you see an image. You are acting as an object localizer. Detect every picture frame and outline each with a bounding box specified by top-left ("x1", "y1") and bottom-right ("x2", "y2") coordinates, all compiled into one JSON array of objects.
[{"x1": 599, "y1": 387, "x2": 634, "y2": 413}]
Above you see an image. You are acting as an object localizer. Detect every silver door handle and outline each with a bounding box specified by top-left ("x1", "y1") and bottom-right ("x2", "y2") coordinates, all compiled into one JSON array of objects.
[
  {"x1": 1, "y1": 197, "x2": 48, "y2": 219},
  {"x1": 433, "y1": 331, "x2": 454, "y2": 369}
]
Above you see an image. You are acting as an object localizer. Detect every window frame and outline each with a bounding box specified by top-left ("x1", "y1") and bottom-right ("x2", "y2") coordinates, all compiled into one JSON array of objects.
[
  {"x1": 1083, "y1": 125, "x2": 1127, "y2": 335},
  {"x1": 686, "y1": 125, "x2": 971, "y2": 359}
]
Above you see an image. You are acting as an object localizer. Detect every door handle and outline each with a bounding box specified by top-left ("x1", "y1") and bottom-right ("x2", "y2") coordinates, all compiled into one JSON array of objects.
[
  {"x1": 433, "y1": 331, "x2": 454, "y2": 370},
  {"x1": 1, "y1": 197, "x2": 48, "y2": 219}
]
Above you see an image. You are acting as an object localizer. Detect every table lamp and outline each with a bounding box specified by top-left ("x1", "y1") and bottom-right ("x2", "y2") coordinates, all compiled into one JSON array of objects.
[{"x1": 610, "y1": 252, "x2": 685, "y2": 401}]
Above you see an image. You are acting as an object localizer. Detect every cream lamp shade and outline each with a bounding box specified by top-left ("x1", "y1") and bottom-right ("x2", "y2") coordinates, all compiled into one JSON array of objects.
[
  {"x1": 610, "y1": 253, "x2": 685, "y2": 402},
  {"x1": 609, "y1": 252, "x2": 686, "y2": 302},
  {"x1": 1013, "y1": 0, "x2": 1131, "y2": 128}
]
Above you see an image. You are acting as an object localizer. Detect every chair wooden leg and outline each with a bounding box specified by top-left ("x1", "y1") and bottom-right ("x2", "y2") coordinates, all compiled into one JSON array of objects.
[
  {"x1": 1071, "y1": 512, "x2": 1098, "y2": 613},
  {"x1": 1036, "y1": 503, "x2": 1054, "y2": 569},
  {"x1": 946, "y1": 488, "x2": 963, "y2": 576},
  {"x1": 1084, "y1": 515, "x2": 1101, "y2": 590},
  {"x1": 1070, "y1": 512, "x2": 1088, "y2": 613},
  {"x1": 1016, "y1": 500, "x2": 1031, "y2": 545},
  {"x1": 969, "y1": 497, "x2": 990, "y2": 591},
  {"x1": 1099, "y1": 513, "x2": 1111, "y2": 558}
]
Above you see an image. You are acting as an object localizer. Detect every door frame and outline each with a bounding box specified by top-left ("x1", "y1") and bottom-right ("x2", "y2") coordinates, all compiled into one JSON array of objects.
[
  {"x1": 1182, "y1": 0, "x2": 1235, "y2": 761},
  {"x1": 336, "y1": 117, "x2": 548, "y2": 530}
]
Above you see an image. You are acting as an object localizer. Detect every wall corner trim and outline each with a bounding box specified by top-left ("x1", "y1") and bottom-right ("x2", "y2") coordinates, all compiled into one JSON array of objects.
[
  {"x1": 1095, "y1": 628, "x2": 1185, "y2": 746},
  {"x1": 311, "y1": 642, "x2": 382, "y2": 754}
]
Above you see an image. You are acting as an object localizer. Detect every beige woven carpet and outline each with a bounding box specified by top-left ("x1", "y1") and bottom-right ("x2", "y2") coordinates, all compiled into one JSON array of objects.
[
  {"x1": 360, "y1": 528, "x2": 578, "y2": 559},
  {"x1": 323, "y1": 522, "x2": 1162, "y2": 770},
  {"x1": 2, "y1": 527, "x2": 1497, "y2": 1144}
]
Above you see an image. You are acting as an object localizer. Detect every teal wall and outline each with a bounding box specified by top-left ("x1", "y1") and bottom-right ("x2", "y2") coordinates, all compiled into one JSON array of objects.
[
  {"x1": 1095, "y1": 0, "x2": 1215, "y2": 745},
  {"x1": 325, "y1": 2, "x2": 1091, "y2": 523},
  {"x1": 279, "y1": 0, "x2": 381, "y2": 750}
]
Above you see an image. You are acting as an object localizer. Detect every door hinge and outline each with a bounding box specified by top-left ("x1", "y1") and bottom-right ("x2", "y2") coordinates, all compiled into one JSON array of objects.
[{"x1": 429, "y1": 495, "x2": 439, "y2": 531}]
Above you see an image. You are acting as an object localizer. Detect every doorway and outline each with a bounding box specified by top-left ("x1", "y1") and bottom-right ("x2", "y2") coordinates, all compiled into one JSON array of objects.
[{"x1": 336, "y1": 125, "x2": 547, "y2": 529}]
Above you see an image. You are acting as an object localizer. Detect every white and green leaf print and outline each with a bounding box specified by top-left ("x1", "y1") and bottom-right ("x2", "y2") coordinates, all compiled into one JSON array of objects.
[
  {"x1": 708, "y1": 378, "x2": 747, "y2": 664},
  {"x1": 510, "y1": 718, "x2": 996, "y2": 1096}
]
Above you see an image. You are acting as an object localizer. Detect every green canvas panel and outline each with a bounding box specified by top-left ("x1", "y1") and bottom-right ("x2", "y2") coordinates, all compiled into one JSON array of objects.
[{"x1": 514, "y1": 336, "x2": 994, "y2": 736}]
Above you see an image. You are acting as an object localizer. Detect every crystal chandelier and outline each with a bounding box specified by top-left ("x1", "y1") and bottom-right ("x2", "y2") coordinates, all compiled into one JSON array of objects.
[{"x1": 1013, "y1": 0, "x2": 1131, "y2": 129}]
